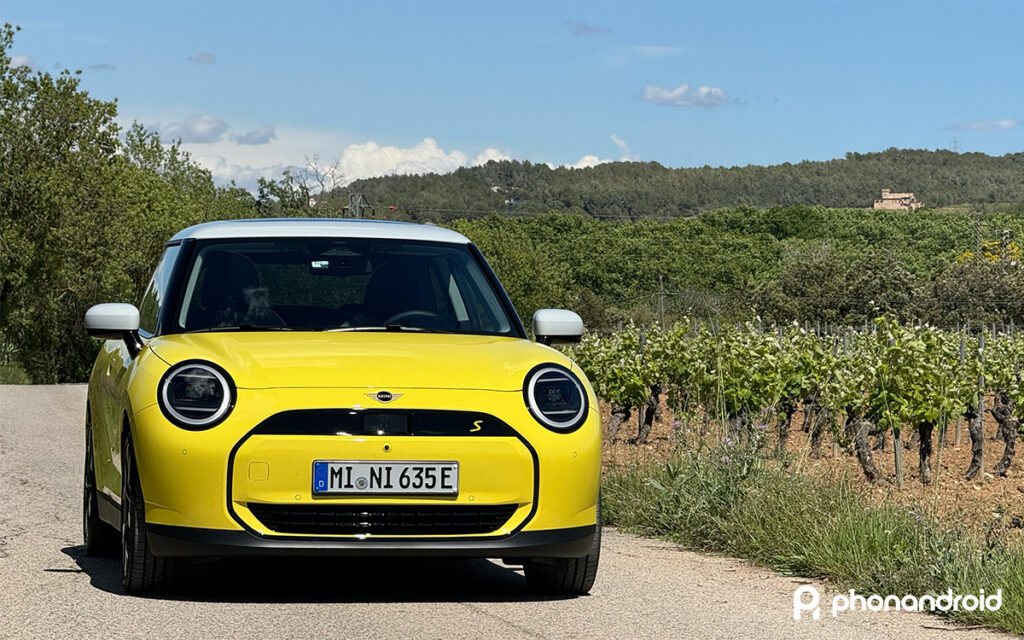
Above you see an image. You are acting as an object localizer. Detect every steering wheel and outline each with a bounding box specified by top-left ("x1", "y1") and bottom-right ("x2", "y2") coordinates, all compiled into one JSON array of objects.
[{"x1": 384, "y1": 309, "x2": 443, "y2": 325}]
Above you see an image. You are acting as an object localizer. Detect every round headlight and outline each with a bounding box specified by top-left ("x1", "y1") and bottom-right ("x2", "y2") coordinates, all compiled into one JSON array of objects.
[
  {"x1": 158, "y1": 360, "x2": 234, "y2": 429},
  {"x1": 523, "y1": 364, "x2": 588, "y2": 432}
]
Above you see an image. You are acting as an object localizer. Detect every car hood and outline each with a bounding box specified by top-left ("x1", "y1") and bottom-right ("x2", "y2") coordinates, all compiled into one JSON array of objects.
[{"x1": 147, "y1": 332, "x2": 573, "y2": 391}]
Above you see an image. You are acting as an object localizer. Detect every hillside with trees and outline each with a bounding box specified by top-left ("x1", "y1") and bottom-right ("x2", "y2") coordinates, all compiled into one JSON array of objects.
[{"x1": 338, "y1": 151, "x2": 1024, "y2": 221}]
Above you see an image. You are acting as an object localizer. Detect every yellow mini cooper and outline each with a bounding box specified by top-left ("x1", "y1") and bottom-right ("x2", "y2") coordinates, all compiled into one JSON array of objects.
[{"x1": 83, "y1": 218, "x2": 600, "y2": 595}]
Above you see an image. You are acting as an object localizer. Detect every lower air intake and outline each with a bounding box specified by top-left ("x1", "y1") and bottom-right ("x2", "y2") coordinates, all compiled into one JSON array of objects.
[{"x1": 248, "y1": 503, "x2": 518, "y2": 535}]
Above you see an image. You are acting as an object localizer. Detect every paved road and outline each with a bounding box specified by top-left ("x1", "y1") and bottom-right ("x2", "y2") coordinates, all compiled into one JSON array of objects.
[{"x1": 0, "y1": 385, "x2": 1013, "y2": 639}]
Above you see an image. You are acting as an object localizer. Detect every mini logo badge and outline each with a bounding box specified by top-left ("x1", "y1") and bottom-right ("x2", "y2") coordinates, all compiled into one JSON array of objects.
[{"x1": 367, "y1": 390, "x2": 402, "y2": 403}]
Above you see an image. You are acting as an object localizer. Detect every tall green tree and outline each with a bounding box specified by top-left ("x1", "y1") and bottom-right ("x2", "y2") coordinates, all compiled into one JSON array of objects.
[{"x1": 0, "y1": 25, "x2": 253, "y2": 381}]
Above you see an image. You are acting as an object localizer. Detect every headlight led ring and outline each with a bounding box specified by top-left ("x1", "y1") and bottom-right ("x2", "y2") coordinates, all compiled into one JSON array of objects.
[
  {"x1": 523, "y1": 363, "x2": 588, "y2": 432},
  {"x1": 158, "y1": 360, "x2": 235, "y2": 430}
]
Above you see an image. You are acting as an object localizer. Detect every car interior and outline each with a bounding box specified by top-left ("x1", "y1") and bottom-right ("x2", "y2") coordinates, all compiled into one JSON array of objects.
[{"x1": 178, "y1": 239, "x2": 510, "y2": 334}]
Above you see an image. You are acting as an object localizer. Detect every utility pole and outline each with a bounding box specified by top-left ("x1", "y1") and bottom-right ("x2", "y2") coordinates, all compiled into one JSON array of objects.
[{"x1": 347, "y1": 193, "x2": 369, "y2": 219}]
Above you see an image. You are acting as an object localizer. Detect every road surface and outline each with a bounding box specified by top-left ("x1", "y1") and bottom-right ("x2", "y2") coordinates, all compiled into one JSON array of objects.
[{"x1": 0, "y1": 385, "x2": 1012, "y2": 639}]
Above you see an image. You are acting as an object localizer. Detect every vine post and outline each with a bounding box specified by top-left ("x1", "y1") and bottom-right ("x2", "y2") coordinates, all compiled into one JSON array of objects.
[
  {"x1": 893, "y1": 428, "x2": 904, "y2": 488},
  {"x1": 955, "y1": 331, "x2": 966, "y2": 446},
  {"x1": 978, "y1": 332, "x2": 985, "y2": 472},
  {"x1": 965, "y1": 331, "x2": 986, "y2": 480}
]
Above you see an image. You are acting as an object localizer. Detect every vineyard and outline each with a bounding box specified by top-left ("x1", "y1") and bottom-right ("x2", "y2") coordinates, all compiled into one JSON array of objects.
[{"x1": 569, "y1": 318, "x2": 1023, "y2": 487}]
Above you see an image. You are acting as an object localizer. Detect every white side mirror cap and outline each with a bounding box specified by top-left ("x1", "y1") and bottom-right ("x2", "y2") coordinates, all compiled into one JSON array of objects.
[
  {"x1": 85, "y1": 303, "x2": 140, "y2": 340},
  {"x1": 532, "y1": 309, "x2": 584, "y2": 345}
]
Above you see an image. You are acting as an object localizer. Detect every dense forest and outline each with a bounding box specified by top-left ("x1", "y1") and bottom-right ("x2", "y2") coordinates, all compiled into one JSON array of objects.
[
  {"x1": 1, "y1": 24, "x2": 1022, "y2": 383},
  {"x1": 338, "y1": 151, "x2": 1024, "y2": 221}
]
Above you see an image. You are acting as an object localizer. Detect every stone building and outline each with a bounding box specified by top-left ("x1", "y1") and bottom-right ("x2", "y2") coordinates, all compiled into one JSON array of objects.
[{"x1": 873, "y1": 189, "x2": 923, "y2": 210}]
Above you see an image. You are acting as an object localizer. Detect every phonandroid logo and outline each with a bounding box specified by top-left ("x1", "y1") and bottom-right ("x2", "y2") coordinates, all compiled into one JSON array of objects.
[{"x1": 794, "y1": 586, "x2": 1002, "y2": 620}]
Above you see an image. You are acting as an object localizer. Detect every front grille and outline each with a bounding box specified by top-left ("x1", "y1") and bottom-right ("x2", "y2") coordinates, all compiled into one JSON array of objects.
[{"x1": 248, "y1": 503, "x2": 518, "y2": 535}]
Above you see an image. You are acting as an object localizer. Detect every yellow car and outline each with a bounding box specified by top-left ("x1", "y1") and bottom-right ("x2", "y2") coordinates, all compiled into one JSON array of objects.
[{"x1": 83, "y1": 219, "x2": 601, "y2": 595}]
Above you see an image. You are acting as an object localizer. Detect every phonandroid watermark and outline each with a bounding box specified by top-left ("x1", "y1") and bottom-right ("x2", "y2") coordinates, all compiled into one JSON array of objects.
[{"x1": 793, "y1": 586, "x2": 1002, "y2": 621}]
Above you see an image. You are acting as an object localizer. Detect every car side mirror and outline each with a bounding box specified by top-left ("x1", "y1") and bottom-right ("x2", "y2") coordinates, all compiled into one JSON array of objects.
[
  {"x1": 532, "y1": 309, "x2": 584, "y2": 345},
  {"x1": 85, "y1": 303, "x2": 143, "y2": 358}
]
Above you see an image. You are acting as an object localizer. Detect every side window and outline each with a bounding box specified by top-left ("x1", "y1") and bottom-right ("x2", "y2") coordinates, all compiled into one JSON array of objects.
[
  {"x1": 138, "y1": 245, "x2": 181, "y2": 336},
  {"x1": 447, "y1": 254, "x2": 510, "y2": 333}
]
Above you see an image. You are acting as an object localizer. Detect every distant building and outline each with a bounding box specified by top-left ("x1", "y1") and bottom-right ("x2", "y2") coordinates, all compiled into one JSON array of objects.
[{"x1": 873, "y1": 189, "x2": 923, "y2": 210}]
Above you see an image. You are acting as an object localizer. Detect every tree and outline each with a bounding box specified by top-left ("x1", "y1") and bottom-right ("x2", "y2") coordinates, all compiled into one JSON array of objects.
[{"x1": 0, "y1": 24, "x2": 255, "y2": 381}]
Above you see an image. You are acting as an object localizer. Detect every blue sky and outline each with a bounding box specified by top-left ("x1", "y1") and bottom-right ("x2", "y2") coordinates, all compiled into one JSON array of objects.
[{"x1": 4, "y1": 1, "x2": 1023, "y2": 188}]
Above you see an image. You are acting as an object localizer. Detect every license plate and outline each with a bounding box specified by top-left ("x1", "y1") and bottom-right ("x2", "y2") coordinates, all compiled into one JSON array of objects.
[{"x1": 312, "y1": 461, "x2": 459, "y2": 495}]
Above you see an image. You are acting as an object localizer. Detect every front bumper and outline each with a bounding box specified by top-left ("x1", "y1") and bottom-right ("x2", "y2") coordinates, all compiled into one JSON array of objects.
[
  {"x1": 131, "y1": 387, "x2": 601, "y2": 543},
  {"x1": 147, "y1": 523, "x2": 597, "y2": 558}
]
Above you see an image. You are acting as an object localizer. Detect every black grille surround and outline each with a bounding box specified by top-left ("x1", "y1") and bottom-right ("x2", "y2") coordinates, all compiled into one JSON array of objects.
[
  {"x1": 227, "y1": 409, "x2": 541, "y2": 541},
  {"x1": 248, "y1": 503, "x2": 519, "y2": 536}
]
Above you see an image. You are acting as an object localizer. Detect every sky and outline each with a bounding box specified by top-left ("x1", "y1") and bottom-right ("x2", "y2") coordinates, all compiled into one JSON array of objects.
[{"x1": 4, "y1": 0, "x2": 1023, "y2": 190}]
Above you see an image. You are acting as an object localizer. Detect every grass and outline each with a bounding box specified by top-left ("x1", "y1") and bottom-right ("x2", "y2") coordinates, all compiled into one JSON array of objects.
[
  {"x1": 0, "y1": 363, "x2": 31, "y2": 384},
  {"x1": 602, "y1": 437, "x2": 1024, "y2": 634}
]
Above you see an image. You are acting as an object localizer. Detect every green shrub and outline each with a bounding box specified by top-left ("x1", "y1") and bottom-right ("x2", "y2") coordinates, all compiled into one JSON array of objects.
[
  {"x1": 603, "y1": 450, "x2": 1024, "y2": 634},
  {"x1": 0, "y1": 363, "x2": 31, "y2": 384}
]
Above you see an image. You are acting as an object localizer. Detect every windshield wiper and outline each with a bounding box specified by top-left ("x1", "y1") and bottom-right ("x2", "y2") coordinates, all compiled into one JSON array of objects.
[
  {"x1": 327, "y1": 325, "x2": 453, "y2": 334},
  {"x1": 186, "y1": 324, "x2": 295, "y2": 333}
]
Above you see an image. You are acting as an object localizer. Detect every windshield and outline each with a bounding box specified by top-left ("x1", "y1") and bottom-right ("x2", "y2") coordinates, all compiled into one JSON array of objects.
[{"x1": 174, "y1": 238, "x2": 515, "y2": 335}]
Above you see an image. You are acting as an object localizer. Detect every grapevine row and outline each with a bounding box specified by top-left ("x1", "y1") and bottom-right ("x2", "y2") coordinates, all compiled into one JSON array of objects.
[{"x1": 568, "y1": 318, "x2": 1023, "y2": 484}]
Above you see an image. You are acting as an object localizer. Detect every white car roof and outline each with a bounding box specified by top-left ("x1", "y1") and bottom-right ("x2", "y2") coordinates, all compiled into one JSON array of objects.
[{"x1": 168, "y1": 218, "x2": 471, "y2": 244}]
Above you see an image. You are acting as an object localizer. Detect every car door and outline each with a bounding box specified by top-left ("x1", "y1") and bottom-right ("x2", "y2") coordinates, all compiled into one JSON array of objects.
[
  {"x1": 97, "y1": 244, "x2": 180, "y2": 500},
  {"x1": 89, "y1": 339, "x2": 124, "y2": 502},
  {"x1": 96, "y1": 339, "x2": 134, "y2": 499}
]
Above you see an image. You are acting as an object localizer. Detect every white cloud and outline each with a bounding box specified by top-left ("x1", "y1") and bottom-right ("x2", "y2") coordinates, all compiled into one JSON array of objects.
[
  {"x1": 641, "y1": 83, "x2": 730, "y2": 107},
  {"x1": 946, "y1": 119, "x2": 1019, "y2": 132},
  {"x1": 547, "y1": 155, "x2": 612, "y2": 170},
  {"x1": 610, "y1": 133, "x2": 638, "y2": 161},
  {"x1": 189, "y1": 138, "x2": 509, "y2": 190},
  {"x1": 8, "y1": 55, "x2": 33, "y2": 69},
  {"x1": 188, "y1": 52, "x2": 216, "y2": 64},
  {"x1": 568, "y1": 155, "x2": 608, "y2": 169},
  {"x1": 161, "y1": 114, "x2": 229, "y2": 143},
  {"x1": 233, "y1": 125, "x2": 276, "y2": 145},
  {"x1": 157, "y1": 124, "x2": 348, "y2": 187},
  {"x1": 148, "y1": 119, "x2": 612, "y2": 190},
  {"x1": 339, "y1": 138, "x2": 469, "y2": 182},
  {"x1": 473, "y1": 147, "x2": 511, "y2": 165},
  {"x1": 192, "y1": 155, "x2": 285, "y2": 189}
]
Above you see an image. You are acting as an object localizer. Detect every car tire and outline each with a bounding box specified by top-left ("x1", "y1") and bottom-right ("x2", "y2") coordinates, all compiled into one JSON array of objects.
[
  {"x1": 83, "y1": 413, "x2": 118, "y2": 556},
  {"x1": 524, "y1": 503, "x2": 601, "y2": 596},
  {"x1": 121, "y1": 433, "x2": 176, "y2": 595}
]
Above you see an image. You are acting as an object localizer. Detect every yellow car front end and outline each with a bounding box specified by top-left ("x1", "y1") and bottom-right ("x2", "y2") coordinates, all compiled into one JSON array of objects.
[
  {"x1": 128, "y1": 332, "x2": 600, "y2": 557},
  {"x1": 84, "y1": 219, "x2": 601, "y2": 595}
]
